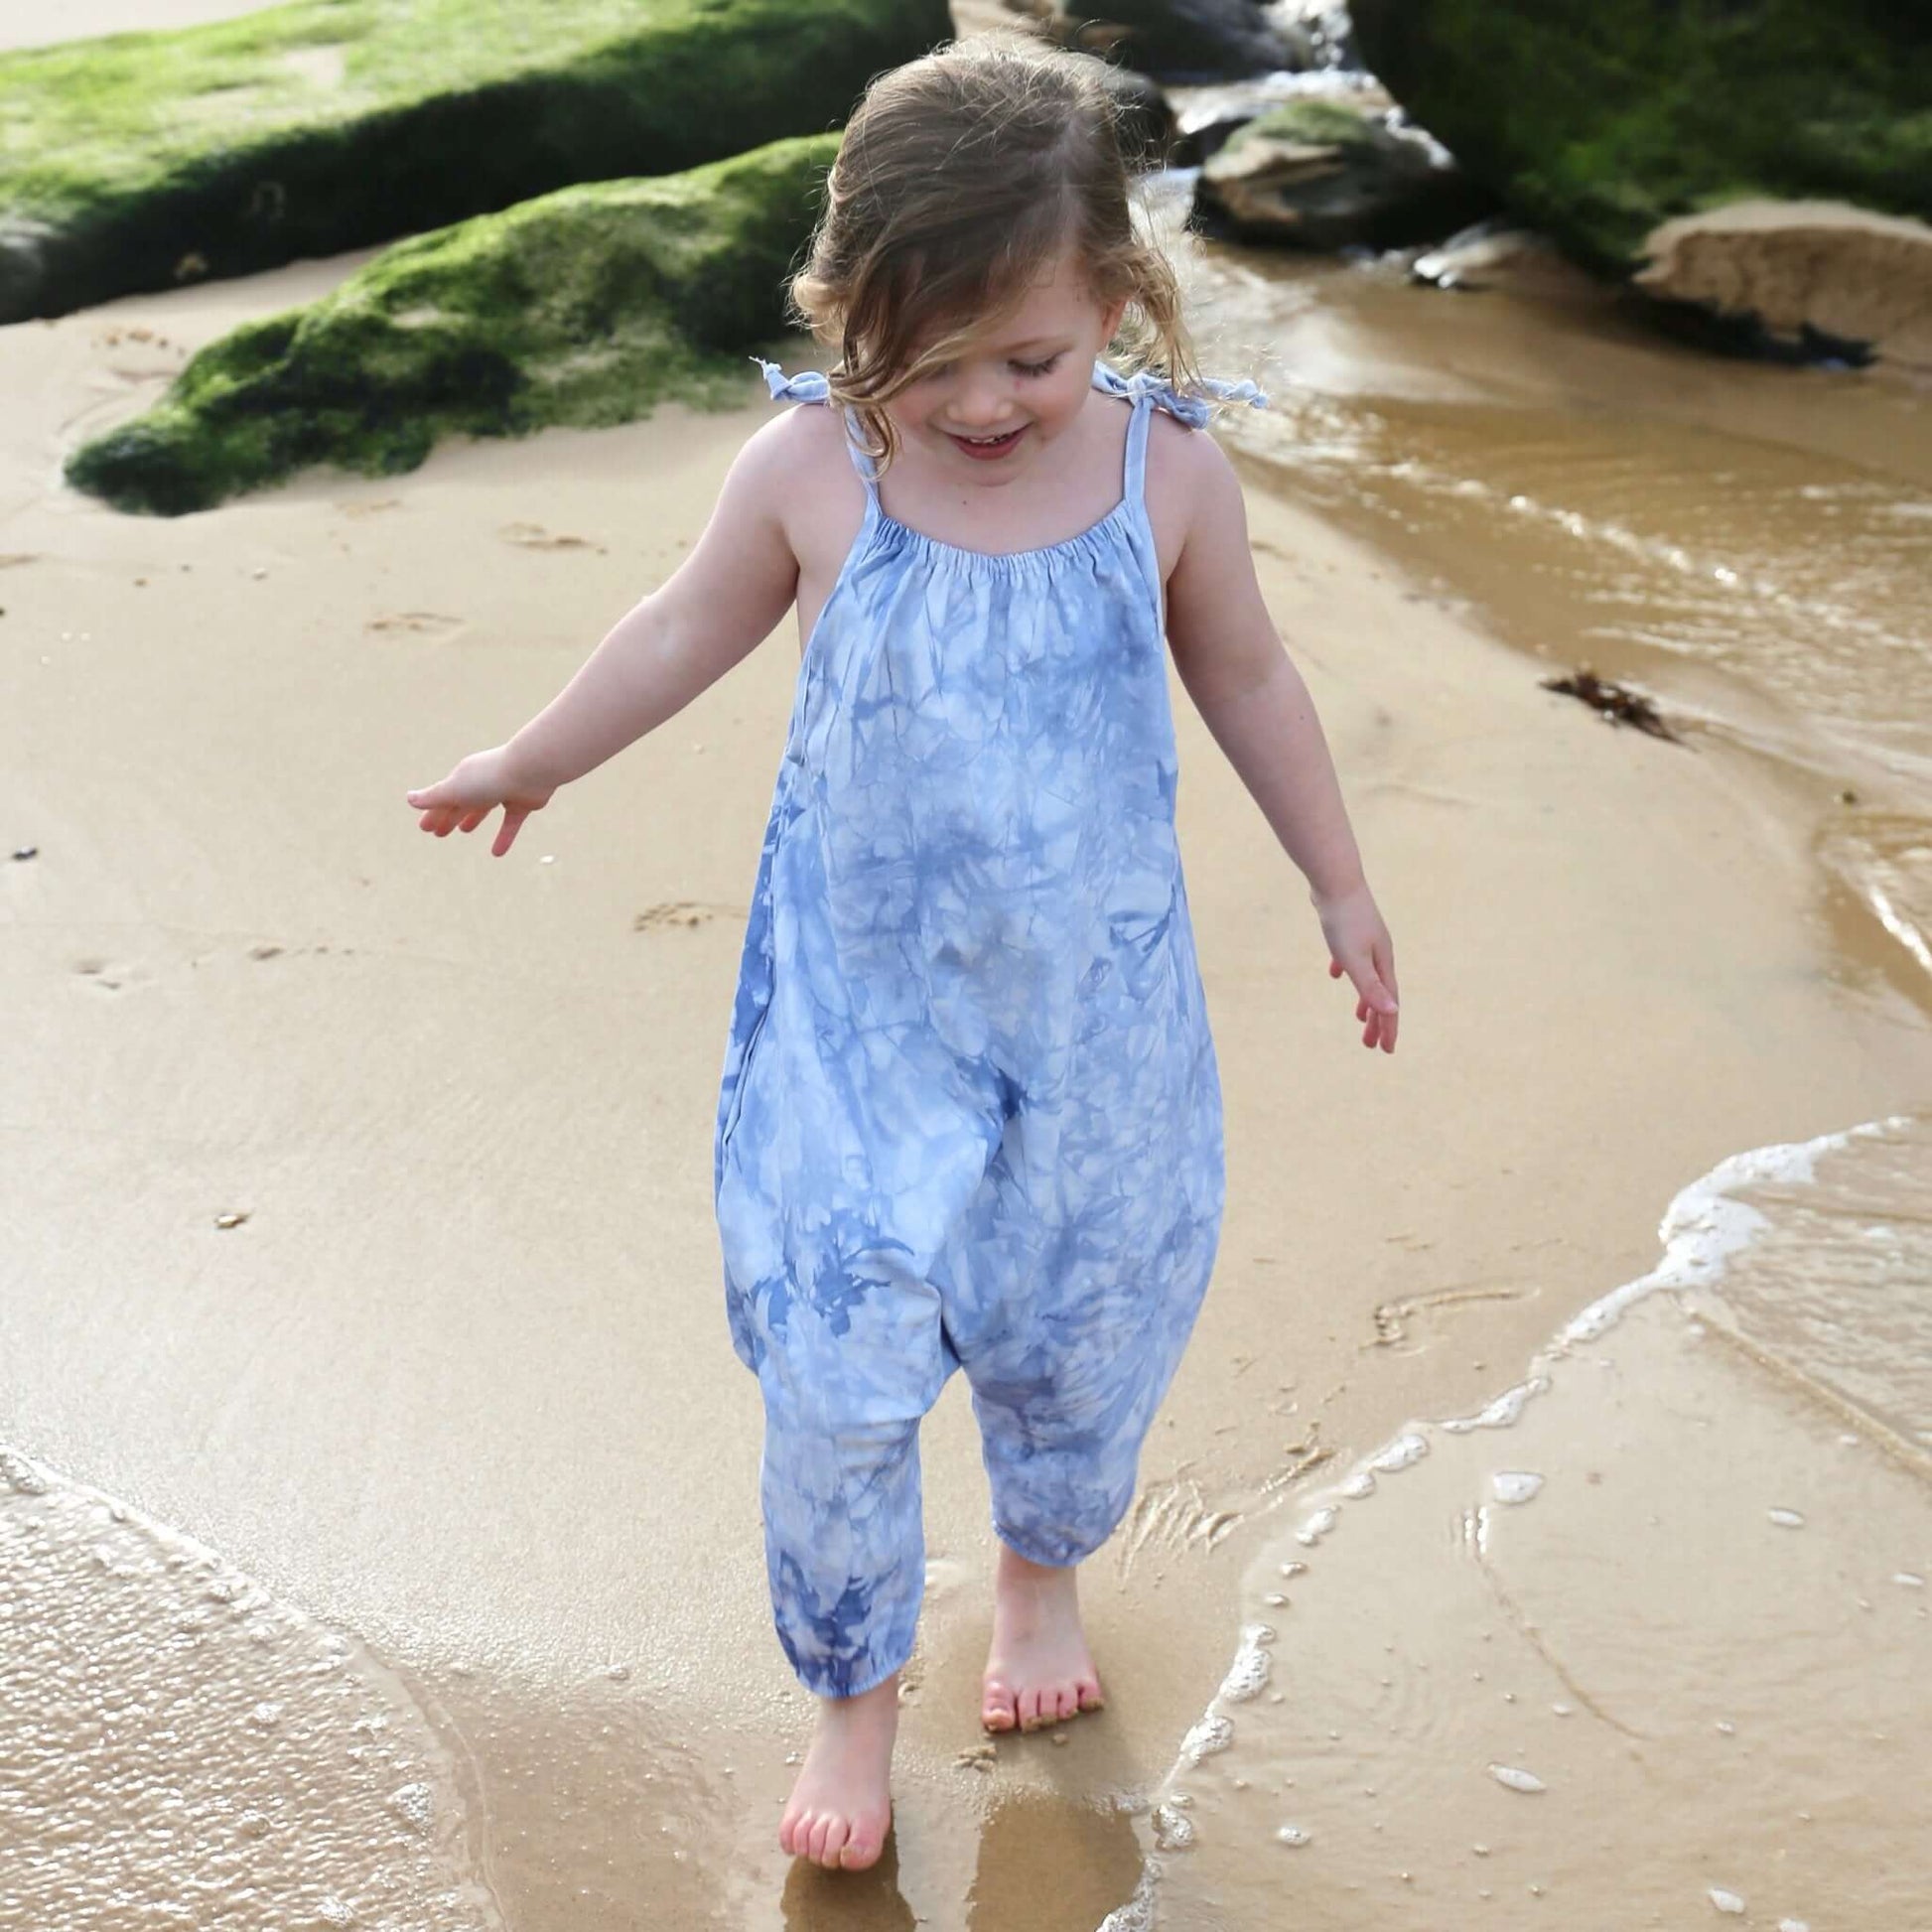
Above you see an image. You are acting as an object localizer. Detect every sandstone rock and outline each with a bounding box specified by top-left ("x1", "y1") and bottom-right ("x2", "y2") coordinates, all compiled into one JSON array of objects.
[{"x1": 1633, "y1": 200, "x2": 1932, "y2": 369}]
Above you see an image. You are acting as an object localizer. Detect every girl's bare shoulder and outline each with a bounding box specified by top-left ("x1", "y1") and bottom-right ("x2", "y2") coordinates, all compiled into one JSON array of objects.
[
  {"x1": 1143, "y1": 407, "x2": 1238, "y2": 584},
  {"x1": 737, "y1": 395, "x2": 868, "y2": 568}
]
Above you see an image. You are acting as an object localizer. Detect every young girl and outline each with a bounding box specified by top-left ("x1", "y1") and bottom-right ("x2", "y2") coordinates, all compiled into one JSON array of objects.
[{"x1": 405, "y1": 36, "x2": 1397, "y2": 1877}]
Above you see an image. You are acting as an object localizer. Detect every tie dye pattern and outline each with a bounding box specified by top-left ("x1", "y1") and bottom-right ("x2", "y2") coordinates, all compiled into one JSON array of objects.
[{"x1": 714, "y1": 358, "x2": 1264, "y2": 1697}]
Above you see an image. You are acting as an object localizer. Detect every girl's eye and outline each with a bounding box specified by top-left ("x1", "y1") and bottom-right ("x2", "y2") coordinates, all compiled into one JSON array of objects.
[{"x1": 1012, "y1": 355, "x2": 1061, "y2": 378}]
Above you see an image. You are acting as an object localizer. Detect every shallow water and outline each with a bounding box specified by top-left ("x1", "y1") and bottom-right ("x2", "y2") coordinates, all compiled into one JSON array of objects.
[
  {"x1": 1137, "y1": 1117, "x2": 1932, "y2": 1928},
  {"x1": 1178, "y1": 222, "x2": 1932, "y2": 1016},
  {"x1": 1121, "y1": 202, "x2": 1932, "y2": 1929},
  {"x1": 0, "y1": 1449, "x2": 501, "y2": 1931}
]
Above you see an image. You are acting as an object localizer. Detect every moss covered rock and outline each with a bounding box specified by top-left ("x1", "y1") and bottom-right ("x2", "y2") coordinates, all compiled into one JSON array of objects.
[
  {"x1": 0, "y1": 0, "x2": 945, "y2": 322},
  {"x1": 1347, "y1": 0, "x2": 1932, "y2": 273},
  {"x1": 65, "y1": 135, "x2": 835, "y2": 516},
  {"x1": 1196, "y1": 96, "x2": 1492, "y2": 248}
]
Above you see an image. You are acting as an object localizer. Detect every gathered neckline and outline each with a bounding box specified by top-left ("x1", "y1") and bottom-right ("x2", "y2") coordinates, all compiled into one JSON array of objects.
[{"x1": 869, "y1": 491, "x2": 1137, "y2": 569}]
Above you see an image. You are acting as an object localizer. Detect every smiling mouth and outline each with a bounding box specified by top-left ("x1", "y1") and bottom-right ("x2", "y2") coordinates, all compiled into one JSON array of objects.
[{"x1": 947, "y1": 426, "x2": 1027, "y2": 459}]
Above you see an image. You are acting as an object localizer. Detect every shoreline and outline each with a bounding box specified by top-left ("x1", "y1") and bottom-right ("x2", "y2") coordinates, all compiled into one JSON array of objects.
[{"x1": 5, "y1": 247, "x2": 1932, "y2": 1928}]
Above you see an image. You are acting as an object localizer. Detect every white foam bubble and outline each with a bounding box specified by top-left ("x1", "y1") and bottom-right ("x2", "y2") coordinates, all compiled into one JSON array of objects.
[
  {"x1": 1180, "y1": 1715, "x2": 1234, "y2": 1763},
  {"x1": 1370, "y1": 1432, "x2": 1429, "y2": 1472},
  {"x1": 1216, "y1": 1624, "x2": 1275, "y2": 1704},
  {"x1": 1151, "y1": 1803, "x2": 1196, "y2": 1852},
  {"x1": 1439, "y1": 1377, "x2": 1549, "y2": 1433},
  {"x1": 1294, "y1": 1504, "x2": 1339, "y2": 1546}
]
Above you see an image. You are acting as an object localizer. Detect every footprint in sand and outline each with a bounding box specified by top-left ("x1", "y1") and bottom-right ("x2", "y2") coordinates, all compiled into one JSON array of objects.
[
  {"x1": 499, "y1": 521, "x2": 607, "y2": 554},
  {"x1": 72, "y1": 957, "x2": 135, "y2": 992},
  {"x1": 363, "y1": 611, "x2": 465, "y2": 637},
  {"x1": 633, "y1": 901, "x2": 731, "y2": 931}
]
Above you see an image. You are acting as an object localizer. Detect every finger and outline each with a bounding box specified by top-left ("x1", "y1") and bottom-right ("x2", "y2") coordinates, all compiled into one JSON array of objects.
[
  {"x1": 1372, "y1": 935, "x2": 1400, "y2": 1006},
  {"x1": 1358, "y1": 961, "x2": 1399, "y2": 1018},
  {"x1": 493, "y1": 805, "x2": 528, "y2": 857}
]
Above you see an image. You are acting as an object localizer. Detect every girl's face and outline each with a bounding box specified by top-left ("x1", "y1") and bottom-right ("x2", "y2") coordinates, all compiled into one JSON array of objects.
[{"x1": 887, "y1": 246, "x2": 1128, "y2": 483}]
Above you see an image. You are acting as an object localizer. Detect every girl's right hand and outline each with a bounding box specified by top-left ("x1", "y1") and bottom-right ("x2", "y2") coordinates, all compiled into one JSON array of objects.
[{"x1": 404, "y1": 747, "x2": 554, "y2": 858}]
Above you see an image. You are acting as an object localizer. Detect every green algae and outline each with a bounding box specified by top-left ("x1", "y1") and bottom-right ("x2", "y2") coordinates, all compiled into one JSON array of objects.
[
  {"x1": 1220, "y1": 100, "x2": 1381, "y2": 157},
  {"x1": 0, "y1": 0, "x2": 946, "y2": 321},
  {"x1": 1347, "y1": 0, "x2": 1932, "y2": 271},
  {"x1": 65, "y1": 134, "x2": 836, "y2": 516}
]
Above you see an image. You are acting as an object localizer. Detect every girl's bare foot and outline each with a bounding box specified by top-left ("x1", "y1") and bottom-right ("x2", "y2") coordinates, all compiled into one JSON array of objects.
[
  {"x1": 981, "y1": 1543, "x2": 1105, "y2": 1732},
  {"x1": 778, "y1": 1673, "x2": 898, "y2": 1870}
]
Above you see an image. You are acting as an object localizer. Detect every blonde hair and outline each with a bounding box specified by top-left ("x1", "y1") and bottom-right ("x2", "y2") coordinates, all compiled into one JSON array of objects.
[{"x1": 789, "y1": 36, "x2": 1201, "y2": 471}]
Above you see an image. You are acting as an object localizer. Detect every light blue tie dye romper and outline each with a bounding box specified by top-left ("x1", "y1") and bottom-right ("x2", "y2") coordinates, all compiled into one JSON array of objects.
[{"x1": 714, "y1": 356, "x2": 1265, "y2": 1699}]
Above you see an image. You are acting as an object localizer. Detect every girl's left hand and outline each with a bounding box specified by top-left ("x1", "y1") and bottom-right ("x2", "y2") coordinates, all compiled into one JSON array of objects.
[{"x1": 1315, "y1": 882, "x2": 1400, "y2": 1053}]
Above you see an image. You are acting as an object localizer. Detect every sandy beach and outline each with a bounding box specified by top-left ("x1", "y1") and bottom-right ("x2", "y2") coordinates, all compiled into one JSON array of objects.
[{"x1": 5, "y1": 5, "x2": 1932, "y2": 1927}]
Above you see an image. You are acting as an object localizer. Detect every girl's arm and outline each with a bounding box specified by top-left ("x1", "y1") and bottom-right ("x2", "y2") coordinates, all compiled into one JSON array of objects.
[
  {"x1": 504, "y1": 413, "x2": 804, "y2": 792},
  {"x1": 1163, "y1": 432, "x2": 1401, "y2": 1052},
  {"x1": 405, "y1": 412, "x2": 805, "y2": 855}
]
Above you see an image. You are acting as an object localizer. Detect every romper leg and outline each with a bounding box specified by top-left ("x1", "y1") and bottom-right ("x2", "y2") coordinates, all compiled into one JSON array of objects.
[
  {"x1": 745, "y1": 1237, "x2": 957, "y2": 1697},
  {"x1": 947, "y1": 1047, "x2": 1224, "y2": 1569},
  {"x1": 966, "y1": 1210, "x2": 1218, "y2": 1569},
  {"x1": 759, "y1": 1400, "x2": 929, "y2": 1698}
]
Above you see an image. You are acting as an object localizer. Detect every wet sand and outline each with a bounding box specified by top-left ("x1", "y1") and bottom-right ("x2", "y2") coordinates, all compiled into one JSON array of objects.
[{"x1": 7, "y1": 6, "x2": 1932, "y2": 1925}]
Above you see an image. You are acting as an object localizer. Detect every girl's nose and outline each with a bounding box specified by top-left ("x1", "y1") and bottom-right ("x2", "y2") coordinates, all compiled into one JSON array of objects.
[{"x1": 950, "y1": 372, "x2": 1012, "y2": 427}]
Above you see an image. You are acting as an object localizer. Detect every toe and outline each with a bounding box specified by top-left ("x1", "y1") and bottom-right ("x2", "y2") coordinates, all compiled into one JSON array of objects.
[
  {"x1": 841, "y1": 1810, "x2": 889, "y2": 1871},
  {"x1": 819, "y1": 1815, "x2": 851, "y2": 1868},
  {"x1": 1077, "y1": 1678, "x2": 1105, "y2": 1713},
  {"x1": 1054, "y1": 1686, "x2": 1078, "y2": 1722},
  {"x1": 1018, "y1": 1687, "x2": 1046, "y2": 1731},
  {"x1": 982, "y1": 1679, "x2": 1018, "y2": 1732},
  {"x1": 804, "y1": 1813, "x2": 833, "y2": 1865}
]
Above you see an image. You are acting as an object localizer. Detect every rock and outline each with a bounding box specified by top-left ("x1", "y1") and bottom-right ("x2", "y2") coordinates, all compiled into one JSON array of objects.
[
  {"x1": 1169, "y1": 69, "x2": 1386, "y2": 167},
  {"x1": 1410, "y1": 215, "x2": 1562, "y2": 293},
  {"x1": 1016, "y1": 0, "x2": 1315, "y2": 81},
  {"x1": 64, "y1": 136, "x2": 837, "y2": 517},
  {"x1": 0, "y1": 0, "x2": 946, "y2": 323},
  {"x1": 1632, "y1": 200, "x2": 1932, "y2": 370},
  {"x1": 1347, "y1": 0, "x2": 1932, "y2": 275},
  {"x1": 1194, "y1": 97, "x2": 1491, "y2": 250}
]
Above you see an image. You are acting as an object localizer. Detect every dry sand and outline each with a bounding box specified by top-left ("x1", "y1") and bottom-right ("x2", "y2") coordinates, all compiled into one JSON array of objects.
[{"x1": 4, "y1": 239, "x2": 1930, "y2": 1928}]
